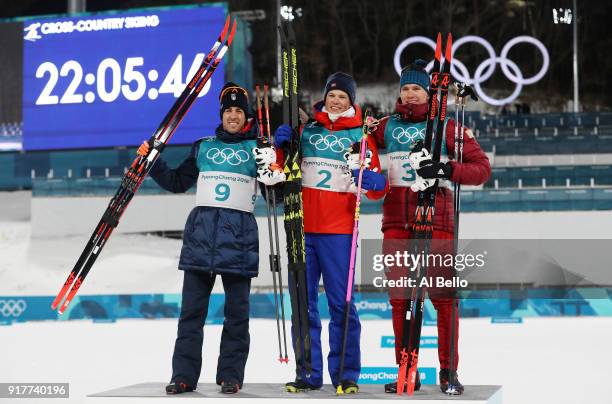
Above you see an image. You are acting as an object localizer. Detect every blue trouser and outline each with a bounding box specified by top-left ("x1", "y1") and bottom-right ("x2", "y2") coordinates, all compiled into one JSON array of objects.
[
  {"x1": 171, "y1": 270, "x2": 251, "y2": 388},
  {"x1": 295, "y1": 233, "x2": 361, "y2": 387}
]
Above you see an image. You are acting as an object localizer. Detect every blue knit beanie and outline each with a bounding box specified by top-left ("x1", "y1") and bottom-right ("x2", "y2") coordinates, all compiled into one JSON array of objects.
[
  {"x1": 323, "y1": 72, "x2": 357, "y2": 105},
  {"x1": 400, "y1": 59, "x2": 430, "y2": 92}
]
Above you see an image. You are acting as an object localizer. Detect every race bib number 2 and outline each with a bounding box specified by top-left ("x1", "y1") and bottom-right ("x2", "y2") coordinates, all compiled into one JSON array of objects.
[{"x1": 301, "y1": 158, "x2": 350, "y2": 192}]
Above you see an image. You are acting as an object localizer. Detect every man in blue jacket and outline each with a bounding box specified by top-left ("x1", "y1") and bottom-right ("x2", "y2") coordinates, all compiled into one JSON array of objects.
[{"x1": 137, "y1": 82, "x2": 284, "y2": 395}]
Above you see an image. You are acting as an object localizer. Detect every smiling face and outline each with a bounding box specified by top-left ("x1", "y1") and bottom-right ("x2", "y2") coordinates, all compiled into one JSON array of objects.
[
  {"x1": 324, "y1": 89, "x2": 351, "y2": 114},
  {"x1": 400, "y1": 84, "x2": 428, "y2": 105},
  {"x1": 222, "y1": 107, "x2": 246, "y2": 134}
]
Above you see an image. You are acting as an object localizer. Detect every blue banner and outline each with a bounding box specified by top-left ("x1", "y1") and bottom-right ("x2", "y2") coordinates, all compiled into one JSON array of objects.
[
  {"x1": 1, "y1": 290, "x2": 610, "y2": 324},
  {"x1": 358, "y1": 367, "x2": 437, "y2": 385},
  {"x1": 23, "y1": 6, "x2": 226, "y2": 150},
  {"x1": 381, "y1": 335, "x2": 438, "y2": 348}
]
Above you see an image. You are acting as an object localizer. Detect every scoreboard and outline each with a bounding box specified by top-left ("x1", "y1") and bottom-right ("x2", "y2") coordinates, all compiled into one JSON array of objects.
[{"x1": 19, "y1": 5, "x2": 227, "y2": 150}]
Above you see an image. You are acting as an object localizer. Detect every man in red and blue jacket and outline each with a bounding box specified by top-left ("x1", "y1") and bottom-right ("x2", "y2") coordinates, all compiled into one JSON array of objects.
[{"x1": 275, "y1": 72, "x2": 387, "y2": 393}]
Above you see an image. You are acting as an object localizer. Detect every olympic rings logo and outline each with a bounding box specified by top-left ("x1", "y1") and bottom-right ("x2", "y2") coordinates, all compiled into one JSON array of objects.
[
  {"x1": 309, "y1": 133, "x2": 352, "y2": 153},
  {"x1": 394, "y1": 35, "x2": 550, "y2": 106},
  {"x1": 206, "y1": 148, "x2": 250, "y2": 165},
  {"x1": 0, "y1": 299, "x2": 27, "y2": 317},
  {"x1": 392, "y1": 127, "x2": 425, "y2": 144}
]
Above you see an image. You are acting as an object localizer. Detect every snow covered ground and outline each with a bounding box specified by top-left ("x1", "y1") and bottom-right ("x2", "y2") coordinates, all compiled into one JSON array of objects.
[
  {"x1": 2, "y1": 209, "x2": 612, "y2": 296},
  {"x1": 1, "y1": 211, "x2": 611, "y2": 403},
  {"x1": 1, "y1": 317, "x2": 610, "y2": 404},
  {"x1": 0, "y1": 221, "x2": 185, "y2": 296}
]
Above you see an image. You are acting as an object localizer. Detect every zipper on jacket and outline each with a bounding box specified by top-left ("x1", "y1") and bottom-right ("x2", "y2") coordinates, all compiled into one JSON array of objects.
[{"x1": 210, "y1": 208, "x2": 220, "y2": 273}]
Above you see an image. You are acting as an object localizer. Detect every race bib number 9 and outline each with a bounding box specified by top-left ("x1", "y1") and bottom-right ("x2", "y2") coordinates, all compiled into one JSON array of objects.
[{"x1": 196, "y1": 171, "x2": 257, "y2": 212}]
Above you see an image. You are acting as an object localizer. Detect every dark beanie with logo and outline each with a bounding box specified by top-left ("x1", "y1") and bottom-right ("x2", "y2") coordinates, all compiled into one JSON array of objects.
[
  {"x1": 323, "y1": 72, "x2": 357, "y2": 105},
  {"x1": 219, "y1": 81, "x2": 250, "y2": 118}
]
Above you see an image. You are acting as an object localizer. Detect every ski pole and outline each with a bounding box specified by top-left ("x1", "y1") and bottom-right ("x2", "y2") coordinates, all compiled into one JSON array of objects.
[
  {"x1": 264, "y1": 84, "x2": 290, "y2": 363},
  {"x1": 447, "y1": 82, "x2": 477, "y2": 394},
  {"x1": 337, "y1": 109, "x2": 372, "y2": 394},
  {"x1": 256, "y1": 85, "x2": 285, "y2": 363}
]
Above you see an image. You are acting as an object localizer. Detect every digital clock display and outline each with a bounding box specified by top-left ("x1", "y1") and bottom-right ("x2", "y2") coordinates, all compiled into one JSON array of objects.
[{"x1": 22, "y1": 6, "x2": 226, "y2": 150}]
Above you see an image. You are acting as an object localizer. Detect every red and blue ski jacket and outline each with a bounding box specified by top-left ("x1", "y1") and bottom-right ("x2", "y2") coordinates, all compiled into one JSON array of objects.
[{"x1": 299, "y1": 102, "x2": 386, "y2": 234}]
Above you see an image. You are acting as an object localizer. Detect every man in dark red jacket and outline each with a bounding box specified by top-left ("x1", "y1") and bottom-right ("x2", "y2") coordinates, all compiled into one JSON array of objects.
[{"x1": 371, "y1": 60, "x2": 491, "y2": 394}]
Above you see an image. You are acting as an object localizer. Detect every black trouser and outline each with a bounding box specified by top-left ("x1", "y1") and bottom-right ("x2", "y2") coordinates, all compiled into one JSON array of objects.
[{"x1": 171, "y1": 270, "x2": 251, "y2": 388}]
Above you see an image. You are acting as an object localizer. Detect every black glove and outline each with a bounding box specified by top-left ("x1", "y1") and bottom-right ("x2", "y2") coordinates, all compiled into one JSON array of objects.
[{"x1": 416, "y1": 161, "x2": 452, "y2": 180}]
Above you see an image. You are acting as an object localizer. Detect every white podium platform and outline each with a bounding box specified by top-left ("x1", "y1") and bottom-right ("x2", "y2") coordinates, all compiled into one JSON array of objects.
[{"x1": 90, "y1": 383, "x2": 502, "y2": 403}]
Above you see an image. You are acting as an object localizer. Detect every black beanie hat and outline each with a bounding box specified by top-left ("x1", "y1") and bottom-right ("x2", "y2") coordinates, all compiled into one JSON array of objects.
[
  {"x1": 219, "y1": 81, "x2": 250, "y2": 118},
  {"x1": 323, "y1": 72, "x2": 357, "y2": 105}
]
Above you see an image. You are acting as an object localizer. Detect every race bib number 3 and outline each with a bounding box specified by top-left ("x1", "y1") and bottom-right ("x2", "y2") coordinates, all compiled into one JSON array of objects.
[
  {"x1": 387, "y1": 152, "x2": 416, "y2": 187},
  {"x1": 387, "y1": 152, "x2": 452, "y2": 189}
]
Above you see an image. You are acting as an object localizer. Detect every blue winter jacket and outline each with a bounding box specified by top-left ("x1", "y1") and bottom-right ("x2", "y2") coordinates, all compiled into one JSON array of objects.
[{"x1": 148, "y1": 122, "x2": 261, "y2": 278}]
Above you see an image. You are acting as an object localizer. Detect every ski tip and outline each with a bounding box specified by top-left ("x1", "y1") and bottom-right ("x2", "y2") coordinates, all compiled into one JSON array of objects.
[
  {"x1": 435, "y1": 33, "x2": 442, "y2": 61},
  {"x1": 226, "y1": 19, "x2": 237, "y2": 46},
  {"x1": 277, "y1": 24, "x2": 288, "y2": 42},
  {"x1": 445, "y1": 33, "x2": 453, "y2": 60},
  {"x1": 220, "y1": 15, "x2": 230, "y2": 41}
]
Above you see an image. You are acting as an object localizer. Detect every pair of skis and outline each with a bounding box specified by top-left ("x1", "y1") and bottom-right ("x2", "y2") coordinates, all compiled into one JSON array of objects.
[
  {"x1": 254, "y1": 84, "x2": 290, "y2": 364},
  {"x1": 396, "y1": 32, "x2": 453, "y2": 395},
  {"x1": 278, "y1": 21, "x2": 312, "y2": 377},
  {"x1": 51, "y1": 16, "x2": 237, "y2": 315}
]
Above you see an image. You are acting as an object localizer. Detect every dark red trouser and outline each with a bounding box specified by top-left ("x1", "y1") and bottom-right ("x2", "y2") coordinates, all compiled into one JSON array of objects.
[{"x1": 383, "y1": 227, "x2": 459, "y2": 371}]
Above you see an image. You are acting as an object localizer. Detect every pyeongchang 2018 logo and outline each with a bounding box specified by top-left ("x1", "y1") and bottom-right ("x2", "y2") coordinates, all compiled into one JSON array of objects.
[
  {"x1": 23, "y1": 15, "x2": 159, "y2": 43},
  {"x1": 0, "y1": 299, "x2": 27, "y2": 318},
  {"x1": 355, "y1": 300, "x2": 391, "y2": 313},
  {"x1": 359, "y1": 367, "x2": 435, "y2": 385}
]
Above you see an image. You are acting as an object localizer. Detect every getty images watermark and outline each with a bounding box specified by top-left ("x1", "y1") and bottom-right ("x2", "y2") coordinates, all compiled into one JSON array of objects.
[
  {"x1": 359, "y1": 239, "x2": 612, "y2": 300},
  {"x1": 370, "y1": 249, "x2": 487, "y2": 290}
]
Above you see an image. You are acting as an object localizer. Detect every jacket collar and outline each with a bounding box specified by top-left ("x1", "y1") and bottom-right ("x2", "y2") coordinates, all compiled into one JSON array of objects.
[
  {"x1": 395, "y1": 98, "x2": 429, "y2": 122},
  {"x1": 216, "y1": 118, "x2": 257, "y2": 143},
  {"x1": 312, "y1": 101, "x2": 363, "y2": 130}
]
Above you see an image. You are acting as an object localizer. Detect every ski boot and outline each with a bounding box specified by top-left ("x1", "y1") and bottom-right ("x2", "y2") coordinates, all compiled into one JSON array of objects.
[
  {"x1": 165, "y1": 381, "x2": 193, "y2": 394},
  {"x1": 285, "y1": 379, "x2": 319, "y2": 393},
  {"x1": 220, "y1": 381, "x2": 240, "y2": 394},
  {"x1": 384, "y1": 370, "x2": 421, "y2": 393},
  {"x1": 439, "y1": 369, "x2": 464, "y2": 395},
  {"x1": 336, "y1": 380, "x2": 359, "y2": 394}
]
